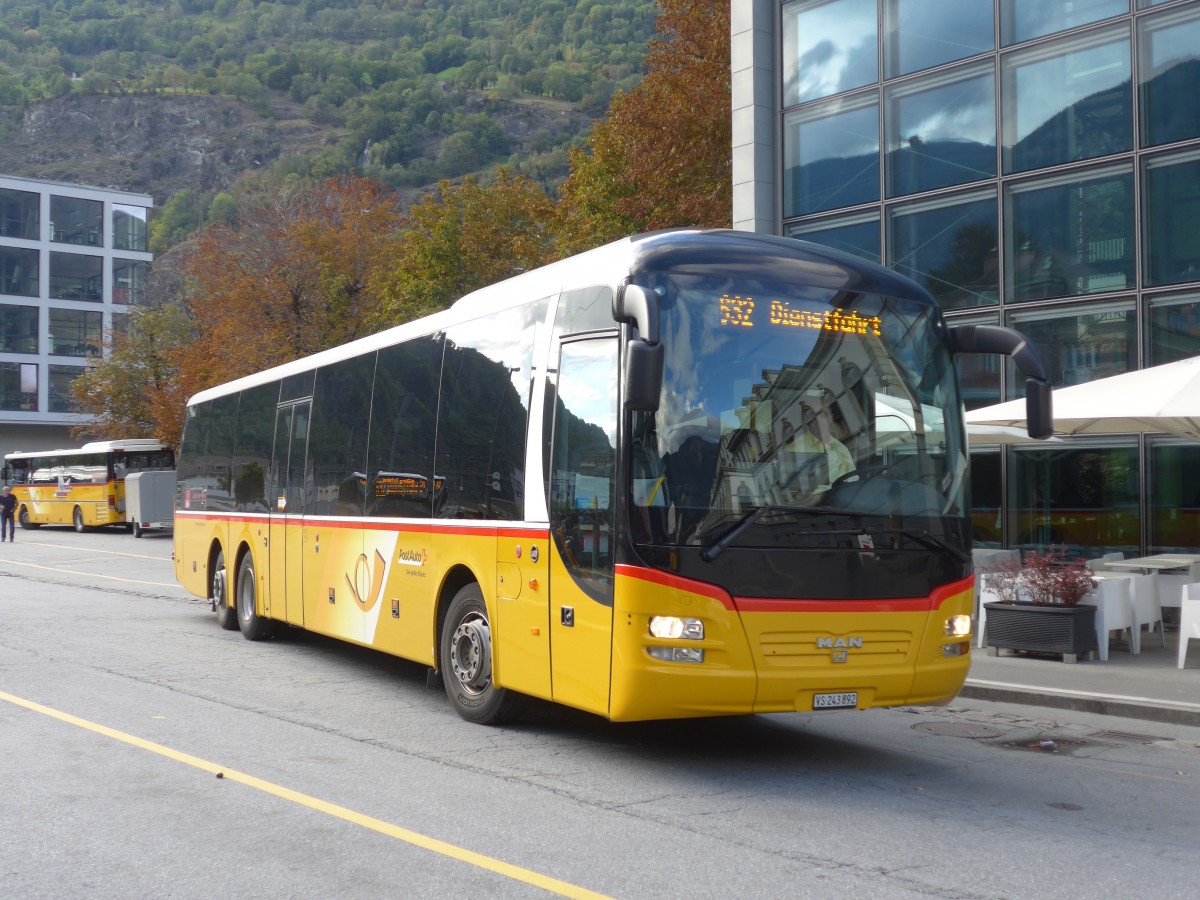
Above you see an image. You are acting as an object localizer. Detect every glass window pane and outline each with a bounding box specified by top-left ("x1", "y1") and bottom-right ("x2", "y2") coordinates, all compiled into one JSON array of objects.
[
  {"x1": 1140, "y1": 5, "x2": 1200, "y2": 148},
  {"x1": 786, "y1": 212, "x2": 881, "y2": 263},
  {"x1": 112, "y1": 259, "x2": 149, "y2": 306},
  {"x1": 0, "y1": 361, "x2": 38, "y2": 411},
  {"x1": 969, "y1": 449, "x2": 1002, "y2": 545},
  {"x1": 1001, "y1": 0, "x2": 1129, "y2": 46},
  {"x1": 1143, "y1": 150, "x2": 1200, "y2": 287},
  {"x1": 889, "y1": 191, "x2": 999, "y2": 310},
  {"x1": 48, "y1": 308, "x2": 102, "y2": 357},
  {"x1": 1149, "y1": 440, "x2": 1200, "y2": 553},
  {"x1": 784, "y1": 94, "x2": 880, "y2": 217},
  {"x1": 1002, "y1": 27, "x2": 1132, "y2": 174},
  {"x1": 1, "y1": 246, "x2": 38, "y2": 298},
  {"x1": 953, "y1": 313, "x2": 1003, "y2": 410},
  {"x1": 112, "y1": 204, "x2": 149, "y2": 252},
  {"x1": 0, "y1": 188, "x2": 39, "y2": 240},
  {"x1": 1007, "y1": 167, "x2": 1134, "y2": 302},
  {"x1": 49, "y1": 252, "x2": 103, "y2": 303},
  {"x1": 886, "y1": 64, "x2": 995, "y2": 197},
  {"x1": 783, "y1": 0, "x2": 878, "y2": 106},
  {"x1": 0, "y1": 304, "x2": 38, "y2": 354},
  {"x1": 885, "y1": 0, "x2": 994, "y2": 77},
  {"x1": 1147, "y1": 293, "x2": 1200, "y2": 365},
  {"x1": 48, "y1": 364, "x2": 82, "y2": 413},
  {"x1": 1008, "y1": 302, "x2": 1136, "y2": 393},
  {"x1": 1010, "y1": 443, "x2": 1139, "y2": 558},
  {"x1": 49, "y1": 196, "x2": 103, "y2": 246}
]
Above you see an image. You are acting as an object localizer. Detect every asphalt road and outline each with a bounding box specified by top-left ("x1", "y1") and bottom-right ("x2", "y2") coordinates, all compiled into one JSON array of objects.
[{"x1": 1, "y1": 527, "x2": 1198, "y2": 899}]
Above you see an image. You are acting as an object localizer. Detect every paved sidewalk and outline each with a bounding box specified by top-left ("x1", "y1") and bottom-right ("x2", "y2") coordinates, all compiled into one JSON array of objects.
[{"x1": 961, "y1": 627, "x2": 1200, "y2": 726}]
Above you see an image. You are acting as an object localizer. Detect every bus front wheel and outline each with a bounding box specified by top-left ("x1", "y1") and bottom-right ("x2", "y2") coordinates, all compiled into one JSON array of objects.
[
  {"x1": 17, "y1": 507, "x2": 39, "y2": 530},
  {"x1": 213, "y1": 548, "x2": 238, "y2": 631},
  {"x1": 236, "y1": 552, "x2": 276, "y2": 641},
  {"x1": 440, "y1": 583, "x2": 523, "y2": 725},
  {"x1": 73, "y1": 507, "x2": 86, "y2": 533}
]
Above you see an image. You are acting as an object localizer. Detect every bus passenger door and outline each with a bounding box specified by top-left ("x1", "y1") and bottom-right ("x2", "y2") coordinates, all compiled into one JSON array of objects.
[
  {"x1": 547, "y1": 337, "x2": 618, "y2": 716},
  {"x1": 269, "y1": 401, "x2": 310, "y2": 627}
]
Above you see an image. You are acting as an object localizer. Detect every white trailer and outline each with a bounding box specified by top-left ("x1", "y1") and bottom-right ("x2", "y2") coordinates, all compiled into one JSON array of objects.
[{"x1": 125, "y1": 470, "x2": 177, "y2": 537}]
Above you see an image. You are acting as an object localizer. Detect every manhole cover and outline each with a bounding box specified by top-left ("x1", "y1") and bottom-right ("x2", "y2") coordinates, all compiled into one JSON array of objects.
[{"x1": 913, "y1": 721, "x2": 1006, "y2": 739}]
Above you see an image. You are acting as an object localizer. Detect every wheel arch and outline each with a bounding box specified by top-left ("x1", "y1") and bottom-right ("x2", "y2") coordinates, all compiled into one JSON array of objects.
[{"x1": 434, "y1": 564, "x2": 483, "y2": 671}]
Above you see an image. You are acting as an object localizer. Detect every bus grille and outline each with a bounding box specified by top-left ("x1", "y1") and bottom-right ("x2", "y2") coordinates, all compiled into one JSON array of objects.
[{"x1": 756, "y1": 630, "x2": 912, "y2": 668}]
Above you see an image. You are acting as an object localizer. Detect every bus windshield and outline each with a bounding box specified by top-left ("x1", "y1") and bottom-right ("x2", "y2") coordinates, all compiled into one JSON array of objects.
[{"x1": 630, "y1": 271, "x2": 969, "y2": 552}]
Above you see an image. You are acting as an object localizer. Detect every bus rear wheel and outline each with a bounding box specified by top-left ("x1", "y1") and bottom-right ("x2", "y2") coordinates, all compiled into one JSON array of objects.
[
  {"x1": 236, "y1": 552, "x2": 276, "y2": 641},
  {"x1": 212, "y1": 548, "x2": 238, "y2": 631},
  {"x1": 73, "y1": 507, "x2": 86, "y2": 533},
  {"x1": 18, "y1": 507, "x2": 39, "y2": 530},
  {"x1": 440, "y1": 583, "x2": 523, "y2": 725}
]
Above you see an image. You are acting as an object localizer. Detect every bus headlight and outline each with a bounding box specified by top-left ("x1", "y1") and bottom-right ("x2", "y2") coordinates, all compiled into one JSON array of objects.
[
  {"x1": 945, "y1": 614, "x2": 971, "y2": 637},
  {"x1": 647, "y1": 646, "x2": 705, "y2": 663},
  {"x1": 649, "y1": 616, "x2": 704, "y2": 640}
]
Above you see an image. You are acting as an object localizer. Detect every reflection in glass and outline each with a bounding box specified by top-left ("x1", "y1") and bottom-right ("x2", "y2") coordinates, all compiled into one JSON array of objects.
[
  {"x1": 1149, "y1": 441, "x2": 1200, "y2": 553},
  {"x1": 112, "y1": 259, "x2": 149, "y2": 306},
  {"x1": 1008, "y1": 303, "x2": 1135, "y2": 393},
  {"x1": 48, "y1": 364, "x2": 82, "y2": 413},
  {"x1": 784, "y1": 95, "x2": 880, "y2": 217},
  {"x1": 1140, "y1": 6, "x2": 1200, "y2": 148},
  {"x1": 1010, "y1": 443, "x2": 1138, "y2": 557},
  {"x1": 48, "y1": 308, "x2": 102, "y2": 357},
  {"x1": 113, "y1": 205, "x2": 149, "y2": 252},
  {"x1": 1001, "y1": 0, "x2": 1128, "y2": 46},
  {"x1": 1148, "y1": 295, "x2": 1200, "y2": 365},
  {"x1": 787, "y1": 213, "x2": 880, "y2": 264},
  {"x1": 49, "y1": 252, "x2": 103, "y2": 303},
  {"x1": 968, "y1": 449, "x2": 1002, "y2": 545},
  {"x1": 1143, "y1": 151, "x2": 1200, "y2": 286},
  {"x1": 0, "y1": 361, "x2": 38, "y2": 411},
  {"x1": 1002, "y1": 28, "x2": 1131, "y2": 174},
  {"x1": 783, "y1": 0, "x2": 878, "y2": 106},
  {"x1": 890, "y1": 193, "x2": 999, "y2": 310},
  {"x1": 956, "y1": 323, "x2": 1003, "y2": 411},
  {"x1": 1008, "y1": 168, "x2": 1134, "y2": 301},
  {"x1": 887, "y1": 65, "x2": 995, "y2": 197},
  {"x1": 885, "y1": 0, "x2": 993, "y2": 77},
  {"x1": 0, "y1": 304, "x2": 37, "y2": 354}
]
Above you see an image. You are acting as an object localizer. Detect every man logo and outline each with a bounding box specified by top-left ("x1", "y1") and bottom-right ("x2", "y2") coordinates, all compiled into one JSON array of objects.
[{"x1": 817, "y1": 636, "x2": 863, "y2": 649}]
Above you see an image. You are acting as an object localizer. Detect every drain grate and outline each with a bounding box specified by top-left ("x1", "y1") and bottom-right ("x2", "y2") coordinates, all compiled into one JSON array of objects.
[
  {"x1": 913, "y1": 721, "x2": 1006, "y2": 739},
  {"x1": 1090, "y1": 729, "x2": 1167, "y2": 745}
]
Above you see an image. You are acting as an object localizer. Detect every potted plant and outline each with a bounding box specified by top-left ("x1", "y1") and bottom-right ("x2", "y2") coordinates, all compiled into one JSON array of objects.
[{"x1": 981, "y1": 549, "x2": 1100, "y2": 663}]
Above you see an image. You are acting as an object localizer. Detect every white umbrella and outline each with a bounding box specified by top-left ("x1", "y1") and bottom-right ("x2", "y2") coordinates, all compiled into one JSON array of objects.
[{"x1": 966, "y1": 355, "x2": 1200, "y2": 442}]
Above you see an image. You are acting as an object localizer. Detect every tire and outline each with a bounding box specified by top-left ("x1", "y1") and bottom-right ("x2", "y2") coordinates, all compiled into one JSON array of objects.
[
  {"x1": 132, "y1": 522, "x2": 143, "y2": 538},
  {"x1": 212, "y1": 548, "x2": 238, "y2": 631},
  {"x1": 73, "y1": 506, "x2": 86, "y2": 533},
  {"x1": 18, "y1": 507, "x2": 39, "y2": 530},
  {"x1": 236, "y1": 551, "x2": 276, "y2": 641},
  {"x1": 440, "y1": 583, "x2": 523, "y2": 725}
]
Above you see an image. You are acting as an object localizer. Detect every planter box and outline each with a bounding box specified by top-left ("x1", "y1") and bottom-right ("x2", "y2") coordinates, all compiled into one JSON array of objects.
[{"x1": 983, "y1": 601, "x2": 1099, "y2": 663}]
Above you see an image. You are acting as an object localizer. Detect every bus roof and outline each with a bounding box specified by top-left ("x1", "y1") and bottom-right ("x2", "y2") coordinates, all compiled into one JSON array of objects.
[
  {"x1": 185, "y1": 228, "x2": 936, "y2": 408},
  {"x1": 4, "y1": 439, "x2": 171, "y2": 461}
]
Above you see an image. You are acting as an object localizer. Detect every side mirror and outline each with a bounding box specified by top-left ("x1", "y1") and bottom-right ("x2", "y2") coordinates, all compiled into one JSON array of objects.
[
  {"x1": 948, "y1": 323, "x2": 1054, "y2": 440},
  {"x1": 615, "y1": 283, "x2": 663, "y2": 411},
  {"x1": 613, "y1": 284, "x2": 659, "y2": 345},
  {"x1": 1025, "y1": 378, "x2": 1053, "y2": 440}
]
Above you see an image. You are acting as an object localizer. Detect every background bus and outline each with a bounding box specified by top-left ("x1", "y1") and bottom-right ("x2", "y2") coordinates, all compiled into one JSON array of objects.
[
  {"x1": 173, "y1": 229, "x2": 1049, "y2": 725},
  {"x1": 3, "y1": 439, "x2": 175, "y2": 532}
]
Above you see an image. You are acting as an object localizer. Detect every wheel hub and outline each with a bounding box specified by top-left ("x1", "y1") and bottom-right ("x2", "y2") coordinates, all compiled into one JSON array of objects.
[
  {"x1": 211, "y1": 567, "x2": 226, "y2": 611},
  {"x1": 450, "y1": 614, "x2": 492, "y2": 694}
]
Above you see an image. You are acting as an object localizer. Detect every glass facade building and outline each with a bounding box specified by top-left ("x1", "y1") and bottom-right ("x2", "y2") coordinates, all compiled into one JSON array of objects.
[
  {"x1": 735, "y1": 0, "x2": 1200, "y2": 557},
  {"x1": 0, "y1": 174, "x2": 153, "y2": 457}
]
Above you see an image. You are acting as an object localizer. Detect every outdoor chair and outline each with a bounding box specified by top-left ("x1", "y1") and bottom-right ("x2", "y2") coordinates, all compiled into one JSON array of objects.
[
  {"x1": 1178, "y1": 583, "x2": 1200, "y2": 669},
  {"x1": 1081, "y1": 577, "x2": 1135, "y2": 662},
  {"x1": 1128, "y1": 573, "x2": 1165, "y2": 652}
]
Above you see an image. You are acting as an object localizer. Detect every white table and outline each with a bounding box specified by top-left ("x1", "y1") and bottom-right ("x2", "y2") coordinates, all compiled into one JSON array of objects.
[{"x1": 1104, "y1": 555, "x2": 1195, "y2": 573}]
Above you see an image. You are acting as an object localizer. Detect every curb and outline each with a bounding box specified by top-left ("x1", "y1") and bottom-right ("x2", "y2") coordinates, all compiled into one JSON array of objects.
[{"x1": 960, "y1": 679, "x2": 1200, "y2": 728}]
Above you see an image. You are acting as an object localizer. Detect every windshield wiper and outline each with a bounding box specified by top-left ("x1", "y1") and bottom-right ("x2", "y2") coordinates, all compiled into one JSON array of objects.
[
  {"x1": 863, "y1": 527, "x2": 970, "y2": 564},
  {"x1": 701, "y1": 506, "x2": 771, "y2": 562}
]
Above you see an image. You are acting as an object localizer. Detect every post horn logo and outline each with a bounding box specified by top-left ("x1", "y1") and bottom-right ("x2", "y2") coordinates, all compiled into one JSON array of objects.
[{"x1": 345, "y1": 549, "x2": 387, "y2": 613}]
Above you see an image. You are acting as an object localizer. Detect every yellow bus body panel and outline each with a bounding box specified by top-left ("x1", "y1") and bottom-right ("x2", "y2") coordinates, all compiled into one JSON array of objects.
[{"x1": 14, "y1": 483, "x2": 123, "y2": 528}]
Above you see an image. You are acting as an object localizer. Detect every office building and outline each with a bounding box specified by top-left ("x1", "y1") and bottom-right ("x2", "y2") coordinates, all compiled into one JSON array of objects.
[{"x1": 733, "y1": 0, "x2": 1200, "y2": 555}]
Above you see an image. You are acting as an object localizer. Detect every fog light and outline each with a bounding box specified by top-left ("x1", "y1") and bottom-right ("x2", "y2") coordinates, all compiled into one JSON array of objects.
[
  {"x1": 647, "y1": 646, "x2": 705, "y2": 663},
  {"x1": 649, "y1": 616, "x2": 704, "y2": 640},
  {"x1": 945, "y1": 614, "x2": 971, "y2": 637},
  {"x1": 941, "y1": 641, "x2": 969, "y2": 657}
]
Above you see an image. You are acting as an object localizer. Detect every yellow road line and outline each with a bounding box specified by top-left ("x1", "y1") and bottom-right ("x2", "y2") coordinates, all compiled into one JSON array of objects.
[
  {"x1": 0, "y1": 559, "x2": 177, "y2": 588},
  {"x1": 0, "y1": 690, "x2": 613, "y2": 900}
]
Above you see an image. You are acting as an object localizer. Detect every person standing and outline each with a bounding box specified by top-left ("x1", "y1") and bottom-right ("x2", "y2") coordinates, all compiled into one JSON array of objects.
[{"x1": 0, "y1": 486, "x2": 16, "y2": 542}]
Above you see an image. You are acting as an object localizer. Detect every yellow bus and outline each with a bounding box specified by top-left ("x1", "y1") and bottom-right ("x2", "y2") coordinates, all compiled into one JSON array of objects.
[
  {"x1": 3, "y1": 439, "x2": 175, "y2": 532},
  {"x1": 172, "y1": 230, "x2": 1051, "y2": 724}
]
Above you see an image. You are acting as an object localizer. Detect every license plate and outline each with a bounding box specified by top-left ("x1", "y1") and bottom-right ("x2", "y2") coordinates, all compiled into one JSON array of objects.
[{"x1": 813, "y1": 691, "x2": 858, "y2": 710}]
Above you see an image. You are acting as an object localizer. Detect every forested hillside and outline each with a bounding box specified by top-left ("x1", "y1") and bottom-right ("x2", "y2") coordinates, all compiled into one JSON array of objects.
[{"x1": 0, "y1": 0, "x2": 657, "y2": 221}]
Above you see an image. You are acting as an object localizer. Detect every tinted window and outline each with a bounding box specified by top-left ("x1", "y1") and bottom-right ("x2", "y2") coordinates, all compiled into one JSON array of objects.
[
  {"x1": 232, "y1": 383, "x2": 278, "y2": 513},
  {"x1": 311, "y1": 354, "x2": 375, "y2": 517}
]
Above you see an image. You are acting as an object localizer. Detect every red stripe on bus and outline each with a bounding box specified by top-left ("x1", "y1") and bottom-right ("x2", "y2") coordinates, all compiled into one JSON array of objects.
[
  {"x1": 171, "y1": 510, "x2": 548, "y2": 541},
  {"x1": 614, "y1": 564, "x2": 736, "y2": 609}
]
